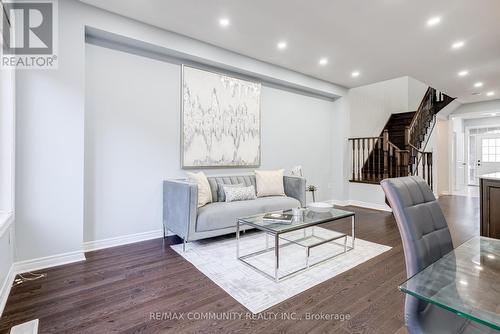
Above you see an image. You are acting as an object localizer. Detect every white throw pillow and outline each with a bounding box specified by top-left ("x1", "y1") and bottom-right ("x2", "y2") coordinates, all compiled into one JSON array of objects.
[
  {"x1": 255, "y1": 169, "x2": 285, "y2": 197},
  {"x1": 224, "y1": 185, "x2": 256, "y2": 202},
  {"x1": 186, "y1": 171, "x2": 213, "y2": 207}
]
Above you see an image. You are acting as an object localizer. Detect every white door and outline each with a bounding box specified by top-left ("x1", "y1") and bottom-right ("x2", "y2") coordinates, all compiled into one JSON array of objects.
[
  {"x1": 455, "y1": 132, "x2": 467, "y2": 189},
  {"x1": 468, "y1": 134, "x2": 479, "y2": 186},
  {"x1": 474, "y1": 135, "x2": 500, "y2": 184}
]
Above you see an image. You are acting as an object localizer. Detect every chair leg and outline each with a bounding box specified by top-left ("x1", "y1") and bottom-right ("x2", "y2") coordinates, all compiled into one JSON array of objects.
[
  {"x1": 182, "y1": 238, "x2": 187, "y2": 252},
  {"x1": 163, "y1": 224, "x2": 166, "y2": 239}
]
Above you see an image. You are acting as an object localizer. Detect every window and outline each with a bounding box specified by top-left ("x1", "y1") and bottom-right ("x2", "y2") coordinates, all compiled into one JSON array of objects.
[{"x1": 482, "y1": 138, "x2": 500, "y2": 163}]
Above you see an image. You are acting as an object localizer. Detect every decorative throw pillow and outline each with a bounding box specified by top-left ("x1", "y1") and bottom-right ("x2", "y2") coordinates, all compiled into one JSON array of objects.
[
  {"x1": 224, "y1": 185, "x2": 257, "y2": 202},
  {"x1": 217, "y1": 182, "x2": 244, "y2": 202},
  {"x1": 255, "y1": 169, "x2": 285, "y2": 197},
  {"x1": 186, "y1": 171, "x2": 212, "y2": 207}
]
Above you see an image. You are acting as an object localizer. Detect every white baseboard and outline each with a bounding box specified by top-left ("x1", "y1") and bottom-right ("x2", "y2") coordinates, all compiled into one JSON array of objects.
[
  {"x1": 328, "y1": 199, "x2": 350, "y2": 207},
  {"x1": 329, "y1": 199, "x2": 392, "y2": 212},
  {"x1": 0, "y1": 264, "x2": 15, "y2": 318},
  {"x1": 83, "y1": 229, "x2": 164, "y2": 252},
  {"x1": 348, "y1": 200, "x2": 392, "y2": 212},
  {"x1": 14, "y1": 250, "x2": 86, "y2": 275}
]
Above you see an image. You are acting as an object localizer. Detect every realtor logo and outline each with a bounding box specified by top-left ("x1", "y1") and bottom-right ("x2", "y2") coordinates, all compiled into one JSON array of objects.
[{"x1": 1, "y1": 0, "x2": 58, "y2": 69}]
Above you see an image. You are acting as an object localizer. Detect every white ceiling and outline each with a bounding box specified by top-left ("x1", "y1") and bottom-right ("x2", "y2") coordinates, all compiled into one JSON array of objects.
[{"x1": 81, "y1": 0, "x2": 500, "y2": 103}]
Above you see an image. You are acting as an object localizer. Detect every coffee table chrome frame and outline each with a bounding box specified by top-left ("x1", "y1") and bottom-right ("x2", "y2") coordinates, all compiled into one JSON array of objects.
[{"x1": 236, "y1": 214, "x2": 355, "y2": 282}]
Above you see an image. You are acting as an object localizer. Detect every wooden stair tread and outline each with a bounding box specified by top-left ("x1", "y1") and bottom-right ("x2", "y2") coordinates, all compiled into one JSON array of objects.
[{"x1": 350, "y1": 87, "x2": 455, "y2": 190}]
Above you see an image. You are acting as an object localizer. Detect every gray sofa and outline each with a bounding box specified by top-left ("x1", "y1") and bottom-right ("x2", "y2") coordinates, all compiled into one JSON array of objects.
[{"x1": 163, "y1": 174, "x2": 306, "y2": 249}]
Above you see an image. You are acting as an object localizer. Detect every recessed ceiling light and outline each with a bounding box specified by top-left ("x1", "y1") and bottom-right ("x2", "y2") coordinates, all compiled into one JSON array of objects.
[
  {"x1": 351, "y1": 71, "x2": 360, "y2": 77},
  {"x1": 451, "y1": 41, "x2": 465, "y2": 49},
  {"x1": 427, "y1": 16, "x2": 441, "y2": 27},
  {"x1": 277, "y1": 41, "x2": 287, "y2": 50},
  {"x1": 219, "y1": 18, "x2": 230, "y2": 27},
  {"x1": 474, "y1": 82, "x2": 483, "y2": 88},
  {"x1": 319, "y1": 58, "x2": 328, "y2": 66},
  {"x1": 487, "y1": 254, "x2": 495, "y2": 259},
  {"x1": 458, "y1": 70, "x2": 469, "y2": 77},
  {"x1": 459, "y1": 280, "x2": 468, "y2": 286},
  {"x1": 487, "y1": 91, "x2": 496, "y2": 97}
]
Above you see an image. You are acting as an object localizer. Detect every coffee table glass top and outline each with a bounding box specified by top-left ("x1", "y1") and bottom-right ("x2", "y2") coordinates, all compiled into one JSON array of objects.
[
  {"x1": 400, "y1": 237, "x2": 500, "y2": 330},
  {"x1": 238, "y1": 208, "x2": 355, "y2": 234}
]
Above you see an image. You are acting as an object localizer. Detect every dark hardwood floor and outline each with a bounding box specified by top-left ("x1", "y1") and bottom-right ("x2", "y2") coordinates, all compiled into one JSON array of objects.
[{"x1": 0, "y1": 195, "x2": 479, "y2": 334}]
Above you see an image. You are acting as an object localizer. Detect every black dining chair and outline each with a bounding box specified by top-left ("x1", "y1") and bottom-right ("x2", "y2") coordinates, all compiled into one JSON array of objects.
[{"x1": 381, "y1": 176, "x2": 495, "y2": 334}]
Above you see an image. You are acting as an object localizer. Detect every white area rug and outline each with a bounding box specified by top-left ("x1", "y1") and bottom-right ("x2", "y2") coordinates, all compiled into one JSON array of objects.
[{"x1": 171, "y1": 228, "x2": 391, "y2": 314}]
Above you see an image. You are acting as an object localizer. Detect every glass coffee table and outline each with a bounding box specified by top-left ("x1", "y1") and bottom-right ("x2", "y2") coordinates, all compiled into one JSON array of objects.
[{"x1": 236, "y1": 208, "x2": 355, "y2": 282}]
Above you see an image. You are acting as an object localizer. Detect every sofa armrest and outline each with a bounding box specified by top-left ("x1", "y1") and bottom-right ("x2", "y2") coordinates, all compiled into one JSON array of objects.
[
  {"x1": 163, "y1": 179, "x2": 198, "y2": 240},
  {"x1": 283, "y1": 176, "x2": 306, "y2": 207}
]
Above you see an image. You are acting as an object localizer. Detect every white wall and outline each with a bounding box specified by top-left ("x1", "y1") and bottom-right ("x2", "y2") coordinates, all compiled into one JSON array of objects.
[
  {"x1": 348, "y1": 76, "x2": 411, "y2": 138},
  {"x1": 15, "y1": 0, "x2": 85, "y2": 261},
  {"x1": 348, "y1": 183, "x2": 388, "y2": 210},
  {"x1": 436, "y1": 119, "x2": 451, "y2": 195},
  {"x1": 0, "y1": 49, "x2": 15, "y2": 316},
  {"x1": 84, "y1": 44, "x2": 180, "y2": 241},
  {"x1": 260, "y1": 86, "x2": 339, "y2": 202},
  {"x1": 463, "y1": 116, "x2": 500, "y2": 128},
  {"x1": 0, "y1": 68, "x2": 15, "y2": 213},
  {"x1": 451, "y1": 99, "x2": 500, "y2": 117},
  {"x1": 15, "y1": 0, "x2": 348, "y2": 261},
  {"x1": 84, "y1": 44, "x2": 341, "y2": 241},
  {"x1": 408, "y1": 77, "x2": 428, "y2": 111}
]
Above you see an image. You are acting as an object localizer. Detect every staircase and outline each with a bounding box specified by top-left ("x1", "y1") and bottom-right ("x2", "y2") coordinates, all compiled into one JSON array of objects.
[{"x1": 349, "y1": 87, "x2": 455, "y2": 188}]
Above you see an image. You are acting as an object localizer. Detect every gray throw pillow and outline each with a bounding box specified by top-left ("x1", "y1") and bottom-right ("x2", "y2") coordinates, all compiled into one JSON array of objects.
[
  {"x1": 224, "y1": 185, "x2": 257, "y2": 202},
  {"x1": 217, "y1": 182, "x2": 244, "y2": 202}
]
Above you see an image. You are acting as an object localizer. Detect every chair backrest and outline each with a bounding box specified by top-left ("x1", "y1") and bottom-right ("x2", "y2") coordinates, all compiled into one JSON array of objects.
[{"x1": 380, "y1": 176, "x2": 453, "y2": 278}]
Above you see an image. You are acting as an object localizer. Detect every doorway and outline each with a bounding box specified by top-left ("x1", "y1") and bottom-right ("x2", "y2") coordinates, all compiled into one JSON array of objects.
[{"x1": 467, "y1": 126, "x2": 500, "y2": 186}]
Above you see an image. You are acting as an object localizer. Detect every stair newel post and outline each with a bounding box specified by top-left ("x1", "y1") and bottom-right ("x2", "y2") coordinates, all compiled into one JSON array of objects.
[
  {"x1": 357, "y1": 139, "x2": 361, "y2": 181},
  {"x1": 371, "y1": 138, "x2": 375, "y2": 180},
  {"x1": 383, "y1": 130, "x2": 389, "y2": 179},
  {"x1": 405, "y1": 126, "x2": 411, "y2": 176},
  {"x1": 405, "y1": 126, "x2": 410, "y2": 151},
  {"x1": 361, "y1": 139, "x2": 365, "y2": 179},
  {"x1": 351, "y1": 140, "x2": 355, "y2": 181},
  {"x1": 428, "y1": 152, "x2": 433, "y2": 189},
  {"x1": 378, "y1": 138, "x2": 382, "y2": 179}
]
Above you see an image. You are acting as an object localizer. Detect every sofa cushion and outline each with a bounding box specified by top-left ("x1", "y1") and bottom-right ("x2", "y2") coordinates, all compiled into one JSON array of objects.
[
  {"x1": 224, "y1": 185, "x2": 257, "y2": 202},
  {"x1": 207, "y1": 175, "x2": 256, "y2": 202},
  {"x1": 196, "y1": 196, "x2": 300, "y2": 232},
  {"x1": 186, "y1": 171, "x2": 212, "y2": 207},
  {"x1": 255, "y1": 169, "x2": 285, "y2": 197}
]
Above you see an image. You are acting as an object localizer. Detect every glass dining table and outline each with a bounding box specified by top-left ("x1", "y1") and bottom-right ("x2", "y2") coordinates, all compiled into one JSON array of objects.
[{"x1": 400, "y1": 236, "x2": 500, "y2": 330}]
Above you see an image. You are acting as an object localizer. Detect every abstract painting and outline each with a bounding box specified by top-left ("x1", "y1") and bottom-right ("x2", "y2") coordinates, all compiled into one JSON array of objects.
[{"x1": 182, "y1": 66, "x2": 261, "y2": 168}]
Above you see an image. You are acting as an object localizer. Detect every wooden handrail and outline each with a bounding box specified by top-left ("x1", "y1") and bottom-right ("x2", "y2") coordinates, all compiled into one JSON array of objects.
[
  {"x1": 349, "y1": 132, "x2": 411, "y2": 183},
  {"x1": 387, "y1": 141, "x2": 409, "y2": 153},
  {"x1": 348, "y1": 86, "x2": 448, "y2": 189},
  {"x1": 408, "y1": 142, "x2": 429, "y2": 154},
  {"x1": 408, "y1": 87, "x2": 433, "y2": 132},
  {"x1": 348, "y1": 136, "x2": 382, "y2": 140}
]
